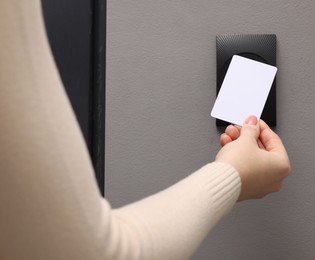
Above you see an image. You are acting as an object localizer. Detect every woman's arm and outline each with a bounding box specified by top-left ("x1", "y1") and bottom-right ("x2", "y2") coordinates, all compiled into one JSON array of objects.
[
  {"x1": 0, "y1": 2, "x2": 289, "y2": 260},
  {"x1": 0, "y1": 2, "x2": 240, "y2": 259}
]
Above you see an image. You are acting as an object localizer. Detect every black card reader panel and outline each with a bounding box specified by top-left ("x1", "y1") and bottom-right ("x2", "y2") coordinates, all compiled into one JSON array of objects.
[{"x1": 216, "y1": 34, "x2": 277, "y2": 126}]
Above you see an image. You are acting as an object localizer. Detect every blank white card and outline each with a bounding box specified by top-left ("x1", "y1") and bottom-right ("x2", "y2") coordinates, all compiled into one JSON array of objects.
[{"x1": 211, "y1": 55, "x2": 277, "y2": 126}]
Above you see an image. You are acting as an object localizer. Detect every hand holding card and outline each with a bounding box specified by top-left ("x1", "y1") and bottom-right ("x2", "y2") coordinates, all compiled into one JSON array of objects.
[{"x1": 211, "y1": 55, "x2": 277, "y2": 126}]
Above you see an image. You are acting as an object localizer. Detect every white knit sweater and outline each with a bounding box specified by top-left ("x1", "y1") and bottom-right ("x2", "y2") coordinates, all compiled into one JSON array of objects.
[{"x1": 0, "y1": 1, "x2": 241, "y2": 259}]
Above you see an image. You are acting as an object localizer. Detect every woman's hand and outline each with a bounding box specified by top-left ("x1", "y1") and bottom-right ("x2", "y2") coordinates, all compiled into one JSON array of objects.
[{"x1": 215, "y1": 116, "x2": 291, "y2": 201}]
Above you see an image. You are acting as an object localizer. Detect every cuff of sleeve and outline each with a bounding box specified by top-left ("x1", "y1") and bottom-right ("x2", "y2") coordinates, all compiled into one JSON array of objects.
[{"x1": 192, "y1": 162, "x2": 241, "y2": 219}]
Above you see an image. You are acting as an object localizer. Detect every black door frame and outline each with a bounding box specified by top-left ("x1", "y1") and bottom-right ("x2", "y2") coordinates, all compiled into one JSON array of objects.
[
  {"x1": 42, "y1": 0, "x2": 106, "y2": 196},
  {"x1": 90, "y1": 0, "x2": 106, "y2": 196}
]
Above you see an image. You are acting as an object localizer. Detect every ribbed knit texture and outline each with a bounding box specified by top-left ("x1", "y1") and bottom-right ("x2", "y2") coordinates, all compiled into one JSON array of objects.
[{"x1": 104, "y1": 162, "x2": 241, "y2": 260}]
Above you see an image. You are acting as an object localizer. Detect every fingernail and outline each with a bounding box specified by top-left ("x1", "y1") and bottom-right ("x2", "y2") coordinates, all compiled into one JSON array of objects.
[{"x1": 245, "y1": 115, "x2": 258, "y2": 125}]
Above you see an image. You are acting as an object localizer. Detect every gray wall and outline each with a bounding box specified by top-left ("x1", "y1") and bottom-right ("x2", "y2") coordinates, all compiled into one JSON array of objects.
[{"x1": 106, "y1": 1, "x2": 315, "y2": 259}]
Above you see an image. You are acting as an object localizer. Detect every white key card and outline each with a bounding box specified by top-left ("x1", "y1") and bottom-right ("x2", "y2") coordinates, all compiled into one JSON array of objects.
[{"x1": 211, "y1": 55, "x2": 277, "y2": 126}]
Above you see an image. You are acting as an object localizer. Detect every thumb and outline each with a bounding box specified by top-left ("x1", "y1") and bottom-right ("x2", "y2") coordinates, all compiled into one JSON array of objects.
[{"x1": 240, "y1": 115, "x2": 260, "y2": 140}]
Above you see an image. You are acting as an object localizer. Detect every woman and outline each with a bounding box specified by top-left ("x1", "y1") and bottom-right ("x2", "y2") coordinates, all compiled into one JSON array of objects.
[{"x1": 0, "y1": 1, "x2": 290, "y2": 259}]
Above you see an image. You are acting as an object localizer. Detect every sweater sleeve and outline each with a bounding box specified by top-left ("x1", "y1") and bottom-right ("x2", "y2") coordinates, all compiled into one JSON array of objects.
[
  {"x1": 105, "y1": 163, "x2": 241, "y2": 260},
  {"x1": 0, "y1": 1, "x2": 240, "y2": 259}
]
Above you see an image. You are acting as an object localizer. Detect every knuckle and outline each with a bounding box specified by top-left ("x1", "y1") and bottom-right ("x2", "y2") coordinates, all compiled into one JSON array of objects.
[
  {"x1": 273, "y1": 183, "x2": 283, "y2": 193},
  {"x1": 280, "y1": 160, "x2": 291, "y2": 178}
]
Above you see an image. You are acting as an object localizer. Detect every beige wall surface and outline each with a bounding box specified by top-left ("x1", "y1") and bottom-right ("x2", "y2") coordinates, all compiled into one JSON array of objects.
[{"x1": 106, "y1": 1, "x2": 315, "y2": 259}]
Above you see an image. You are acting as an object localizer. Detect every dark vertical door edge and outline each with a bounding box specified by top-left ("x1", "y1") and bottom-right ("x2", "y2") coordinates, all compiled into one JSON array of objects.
[
  {"x1": 90, "y1": 0, "x2": 106, "y2": 196},
  {"x1": 42, "y1": 0, "x2": 106, "y2": 196}
]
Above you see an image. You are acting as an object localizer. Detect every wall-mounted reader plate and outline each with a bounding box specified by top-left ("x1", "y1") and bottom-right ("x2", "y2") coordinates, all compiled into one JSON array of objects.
[{"x1": 216, "y1": 34, "x2": 277, "y2": 126}]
